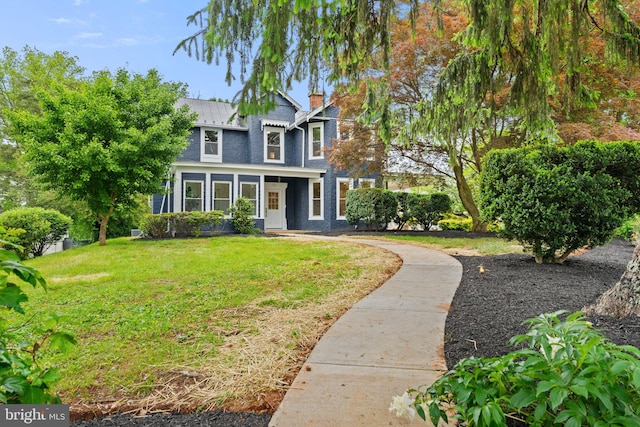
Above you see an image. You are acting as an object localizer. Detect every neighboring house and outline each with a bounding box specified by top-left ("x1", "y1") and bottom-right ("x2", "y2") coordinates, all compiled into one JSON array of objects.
[{"x1": 152, "y1": 93, "x2": 377, "y2": 232}]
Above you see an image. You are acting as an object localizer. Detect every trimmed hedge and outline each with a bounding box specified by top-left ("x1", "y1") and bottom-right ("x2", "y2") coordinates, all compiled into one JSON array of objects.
[
  {"x1": 140, "y1": 211, "x2": 224, "y2": 238},
  {"x1": 0, "y1": 207, "x2": 72, "y2": 259},
  {"x1": 396, "y1": 193, "x2": 452, "y2": 230},
  {"x1": 438, "y1": 217, "x2": 472, "y2": 232},
  {"x1": 480, "y1": 140, "x2": 640, "y2": 263},
  {"x1": 346, "y1": 188, "x2": 397, "y2": 231}
]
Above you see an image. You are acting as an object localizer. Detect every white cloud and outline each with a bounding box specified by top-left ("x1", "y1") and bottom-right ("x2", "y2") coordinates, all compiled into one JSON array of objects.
[
  {"x1": 74, "y1": 0, "x2": 87, "y2": 6},
  {"x1": 116, "y1": 38, "x2": 139, "y2": 46},
  {"x1": 50, "y1": 17, "x2": 72, "y2": 24},
  {"x1": 75, "y1": 32, "x2": 103, "y2": 39}
]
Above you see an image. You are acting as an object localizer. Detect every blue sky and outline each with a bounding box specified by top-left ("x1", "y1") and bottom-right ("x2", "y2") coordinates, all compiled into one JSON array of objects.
[{"x1": 1, "y1": 0, "x2": 310, "y2": 105}]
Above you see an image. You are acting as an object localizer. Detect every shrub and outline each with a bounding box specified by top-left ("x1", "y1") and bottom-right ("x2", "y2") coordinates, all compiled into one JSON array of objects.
[
  {"x1": 395, "y1": 311, "x2": 640, "y2": 426},
  {"x1": 0, "y1": 243, "x2": 76, "y2": 403},
  {"x1": 438, "y1": 217, "x2": 473, "y2": 231},
  {"x1": 0, "y1": 207, "x2": 72, "y2": 259},
  {"x1": 414, "y1": 193, "x2": 452, "y2": 230},
  {"x1": 228, "y1": 197, "x2": 259, "y2": 234},
  {"x1": 140, "y1": 211, "x2": 224, "y2": 238},
  {"x1": 346, "y1": 188, "x2": 397, "y2": 231},
  {"x1": 480, "y1": 141, "x2": 640, "y2": 263}
]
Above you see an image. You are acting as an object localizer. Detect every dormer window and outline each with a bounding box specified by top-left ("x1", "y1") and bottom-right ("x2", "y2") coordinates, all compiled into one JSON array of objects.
[
  {"x1": 264, "y1": 126, "x2": 284, "y2": 163},
  {"x1": 201, "y1": 128, "x2": 222, "y2": 162},
  {"x1": 309, "y1": 122, "x2": 324, "y2": 159}
]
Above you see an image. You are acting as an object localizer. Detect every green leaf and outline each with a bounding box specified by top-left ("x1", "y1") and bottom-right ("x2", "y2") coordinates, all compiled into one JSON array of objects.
[
  {"x1": 20, "y1": 384, "x2": 46, "y2": 404},
  {"x1": 510, "y1": 388, "x2": 537, "y2": 409},
  {"x1": 48, "y1": 332, "x2": 77, "y2": 354},
  {"x1": 2, "y1": 375, "x2": 28, "y2": 394},
  {"x1": 610, "y1": 360, "x2": 631, "y2": 375},
  {"x1": 549, "y1": 387, "x2": 568, "y2": 410},
  {"x1": 1, "y1": 260, "x2": 46, "y2": 289},
  {"x1": 569, "y1": 384, "x2": 589, "y2": 398},
  {"x1": 39, "y1": 368, "x2": 61, "y2": 386},
  {"x1": 0, "y1": 285, "x2": 29, "y2": 314}
]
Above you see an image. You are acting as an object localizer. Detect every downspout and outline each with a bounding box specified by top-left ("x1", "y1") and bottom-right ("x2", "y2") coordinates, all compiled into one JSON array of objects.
[{"x1": 293, "y1": 124, "x2": 306, "y2": 168}]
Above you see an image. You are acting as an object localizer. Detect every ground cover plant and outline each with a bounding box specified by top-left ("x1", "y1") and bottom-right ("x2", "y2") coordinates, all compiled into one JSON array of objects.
[{"x1": 18, "y1": 236, "x2": 400, "y2": 419}]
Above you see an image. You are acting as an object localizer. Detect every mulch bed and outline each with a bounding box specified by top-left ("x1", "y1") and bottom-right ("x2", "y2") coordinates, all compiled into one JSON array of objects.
[
  {"x1": 73, "y1": 236, "x2": 640, "y2": 426},
  {"x1": 446, "y1": 237, "x2": 640, "y2": 366}
]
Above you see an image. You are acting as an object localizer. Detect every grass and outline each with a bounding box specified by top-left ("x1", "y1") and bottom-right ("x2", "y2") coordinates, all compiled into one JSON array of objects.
[
  {"x1": 17, "y1": 236, "x2": 401, "y2": 416},
  {"x1": 378, "y1": 234, "x2": 524, "y2": 255}
]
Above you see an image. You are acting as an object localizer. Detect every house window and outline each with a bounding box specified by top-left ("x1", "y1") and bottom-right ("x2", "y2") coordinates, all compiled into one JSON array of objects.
[
  {"x1": 336, "y1": 178, "x2": 353, "y2": 220},
  {"x1": 201, "y1": 128, "x2": 222, "y2": 162},
  {"x1": 264, "y1": 126, "x2": 284, "y2": 163},
  {"x1": 184, "y1": 181, "x2": 203, "y2": 212},
  {"x1": 359, "y1": 178, "x2": 375, "y2": 189},
  {"x1": 213, "y1": 182, "x2": 231, "y2": 214},
  {"x1": 309, "y1": 122, "x2": 324, "y2": 159},
  {"x1": 240, "y1": 182, "x2": 258, "y2": 216},
  {"x1": 338, "y1": 120, "x2": 352, "y2": 141},
  {"x1": 309, "y1": 179, "x2": 324, "y2": 220}
]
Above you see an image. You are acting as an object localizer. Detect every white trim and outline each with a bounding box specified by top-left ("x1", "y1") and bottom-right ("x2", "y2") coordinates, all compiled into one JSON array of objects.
[
  {"x1": 308, "y1": 122, "x2": 324, "y2": 159},
  {"x1": 172, "y1": 161, "x2": 325, "y2": 178},
  {"x1": 200, "y1": 128, "x2": 222, "y2": 162},
  {"x1": 175, "y1": 170, "x2": 182, "y2": 211},
  {"x1": 261, "y1": 119, "x2": 289, "y2": 130},
  {"x1": 309, "y1": 178, "x2": 324, "y2": 220},
  {"x1": 336, "y1": 178, "x2": 353, "y2": 220},
  {"x1": 264, "y1": 126, "x2": 285, "y2": 164}
]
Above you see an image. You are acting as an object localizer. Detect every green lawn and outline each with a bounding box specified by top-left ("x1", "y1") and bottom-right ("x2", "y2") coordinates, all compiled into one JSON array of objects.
[
  {"x1": 380, "y1": 234, "x2": 524, "y2": 255},
  {"x1": 19, "y1": 236, "x2": 399, "y2": 412}
]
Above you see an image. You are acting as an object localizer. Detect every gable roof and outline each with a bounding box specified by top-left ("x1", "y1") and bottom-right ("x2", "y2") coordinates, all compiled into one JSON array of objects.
[
  {"x1": 177, "y1": 98, "x2": 247, "y2": 130},
  {"x1": 289, "y1": 100, "x2": 335, "y2": 130}
]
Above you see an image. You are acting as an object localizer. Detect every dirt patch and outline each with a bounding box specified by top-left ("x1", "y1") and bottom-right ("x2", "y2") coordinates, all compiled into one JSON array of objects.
[{"x1": 49, "y1": 273, "x2": 111, "y2": 283}]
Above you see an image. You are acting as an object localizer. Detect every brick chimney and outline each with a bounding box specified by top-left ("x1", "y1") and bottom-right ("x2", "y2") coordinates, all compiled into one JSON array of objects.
[{"x1": 309, "y1": 92, "x2": 324, "y2": 110}]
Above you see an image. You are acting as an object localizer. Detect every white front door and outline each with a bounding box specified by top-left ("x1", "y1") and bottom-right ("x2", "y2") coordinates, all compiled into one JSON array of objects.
[{"x1": 264, "y1": 183, "x2": 287, "y2": 230}]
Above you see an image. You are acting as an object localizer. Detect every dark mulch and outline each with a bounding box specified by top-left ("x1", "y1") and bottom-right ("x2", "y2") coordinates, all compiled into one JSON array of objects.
[
  {"x1": 72, "y1": 235, "x2": 640, "y2": 427},
  {"x1": 446, "y1": 237, "x2": 640, "y2": 366},
  {"x1": 72, "y1": 412, "x2": 270, "y2": 427}
]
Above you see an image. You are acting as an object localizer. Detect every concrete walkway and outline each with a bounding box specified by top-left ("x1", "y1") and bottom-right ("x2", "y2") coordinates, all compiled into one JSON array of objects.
[{"x1": 269, "y1": 236, "x2": 462, "y2": 426}]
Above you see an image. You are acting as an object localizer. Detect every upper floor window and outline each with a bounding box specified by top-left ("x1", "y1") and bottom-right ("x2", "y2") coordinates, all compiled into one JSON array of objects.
[
  {"x1": 264, "y1": 126, "x2": 284, "y2": 163},
  {"x1": 240, "y1": 182, "x2": 258, "y2": 217},
  {"x1": 309, "y1": 122, "x2": 324, "y2": 159},
  {"x1": 201, "y1": 128, "x2": 222, "y2": 162},
  {"x1": 184, "y1": 180, "x2": 204, "y2": 212}
]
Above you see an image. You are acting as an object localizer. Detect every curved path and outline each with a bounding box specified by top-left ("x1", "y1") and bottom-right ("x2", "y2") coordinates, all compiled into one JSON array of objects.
[{"x1": 269, "y1": 236, "x2": 462, "y2": 427}]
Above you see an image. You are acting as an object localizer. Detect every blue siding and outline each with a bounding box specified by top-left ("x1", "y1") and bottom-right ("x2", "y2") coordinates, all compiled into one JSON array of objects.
[
  {"x1": 222, "y1": 130, "x2": 248, "y2": 163},
  {"x1": 178, "y1": 129, "x2": 200, "y2": 161}
]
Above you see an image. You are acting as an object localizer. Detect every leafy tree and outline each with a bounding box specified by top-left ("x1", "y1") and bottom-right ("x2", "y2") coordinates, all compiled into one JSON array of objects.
[
  {"x1": 0, "y1": 46, "x2": 84, "y2": 211},
  {"x1": 7, "y1": 68, "x2": 196, "y2": 246}
]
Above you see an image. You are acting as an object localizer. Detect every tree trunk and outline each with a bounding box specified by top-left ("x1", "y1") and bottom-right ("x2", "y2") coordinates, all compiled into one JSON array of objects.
[
  {"x1": 97, "y1": 213, "x2": 111, "y2": 246},
  {"x1": 451, "y1": 160, "x2": 486, "y2": 232},
  {"x1": 585, "y1": 240, "x2": 640, "y2": 318}
]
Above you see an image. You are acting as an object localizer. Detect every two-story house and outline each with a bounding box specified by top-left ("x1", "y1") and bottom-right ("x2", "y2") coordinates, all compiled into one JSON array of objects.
[{"x1": 152, "y1": 93, "x2": 376, "y2": 232}]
